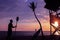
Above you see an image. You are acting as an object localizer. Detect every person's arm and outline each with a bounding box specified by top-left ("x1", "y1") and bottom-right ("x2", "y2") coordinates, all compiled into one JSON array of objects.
[{"x1": 12, "y1": 24, "x2": 16, "y2": 28}]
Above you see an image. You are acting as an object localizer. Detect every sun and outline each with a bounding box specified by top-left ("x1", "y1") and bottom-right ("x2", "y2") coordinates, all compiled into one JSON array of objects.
[
  {"x1": 53, "y1": 21, "x2": 58, "y2": 28},
  {"x1": 52, "y1": 21, "x2": 59, "y2": 35}
]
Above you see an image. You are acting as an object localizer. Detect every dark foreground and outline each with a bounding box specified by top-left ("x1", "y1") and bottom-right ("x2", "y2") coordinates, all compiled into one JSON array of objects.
[{"x1": 1, "y1": 35, "x2": 60, "y2": 40}]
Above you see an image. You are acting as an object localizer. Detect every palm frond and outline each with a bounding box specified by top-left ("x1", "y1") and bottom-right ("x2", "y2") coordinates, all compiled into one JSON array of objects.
[{"x1": 29, "y1": 2, "x2": 36, "y2": 11}]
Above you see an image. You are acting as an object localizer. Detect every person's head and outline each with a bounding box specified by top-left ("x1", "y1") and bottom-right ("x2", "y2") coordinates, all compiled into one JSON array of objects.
[{"x1": 10, "y1": 19, "x2": 13, "y2": 23}]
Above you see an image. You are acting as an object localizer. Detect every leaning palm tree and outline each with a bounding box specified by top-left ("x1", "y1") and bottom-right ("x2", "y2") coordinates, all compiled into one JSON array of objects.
[{"x1": 29, "y1": 2, "x2": 44, "y2": 40}]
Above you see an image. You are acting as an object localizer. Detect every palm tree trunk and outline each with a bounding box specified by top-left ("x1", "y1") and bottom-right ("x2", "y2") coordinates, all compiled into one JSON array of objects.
[
  {"x1": 49, "y1": 10, "x2": 54, "y2": 40},
  {"x1": 34, "y1": 10, "x2": 44, "y2": 36},
  {"x1": 49, "y1": 10, "x2": 52, "y2": 35}
]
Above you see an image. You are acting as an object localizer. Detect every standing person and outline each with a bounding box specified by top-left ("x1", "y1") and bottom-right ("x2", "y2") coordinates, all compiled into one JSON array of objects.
[{"x1": 7, "y1": 19, "x2": 16, "y2": 40}]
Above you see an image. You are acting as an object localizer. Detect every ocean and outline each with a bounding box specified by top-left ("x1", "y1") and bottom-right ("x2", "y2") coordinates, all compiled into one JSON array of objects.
[
  {"x1": 1, "y1": 31, "x2": 60, "y2": 40},
  {"x1": 0, "y1": 31, "x2": 50, "y2": 37}
]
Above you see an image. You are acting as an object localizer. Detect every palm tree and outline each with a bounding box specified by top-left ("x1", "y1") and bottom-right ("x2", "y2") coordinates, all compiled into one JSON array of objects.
[
  {"x1": 29, "y1": 2, "x2": 44, "y2": 39},
  {"x1": 44, "y1": 0, "x2": 60, "y2": 35}
]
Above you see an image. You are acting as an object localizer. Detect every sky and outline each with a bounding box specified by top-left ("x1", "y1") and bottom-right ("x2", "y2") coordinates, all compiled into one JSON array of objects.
[{"x1": 0, "y1": 0, "x2": 51, "y2": 31}]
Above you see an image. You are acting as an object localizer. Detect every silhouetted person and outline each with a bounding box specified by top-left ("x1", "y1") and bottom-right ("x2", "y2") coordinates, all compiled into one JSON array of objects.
[{"x1": 7, "y1": 19, "x2": 16, "y2": 40}]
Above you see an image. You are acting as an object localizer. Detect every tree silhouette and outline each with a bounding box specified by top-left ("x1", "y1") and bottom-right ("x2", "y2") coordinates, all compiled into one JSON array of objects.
[
  {"x1": 44, "y1": 0, "x2": 60, "y2": 40},
  {"x1": 29, "y1": 2, "x2": 44, "y2": 40},
  {"x1": 44, "y1": 0, "x2": 60, "y2": 39},
  {"x1": 44, "y1": 0, "x2": 60, "y2": 35}
]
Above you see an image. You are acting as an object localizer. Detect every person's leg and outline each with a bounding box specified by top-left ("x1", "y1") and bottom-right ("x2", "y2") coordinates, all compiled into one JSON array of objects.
[{"x1": 7, "y1": 31, "x2": 12, "y2": 40}]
